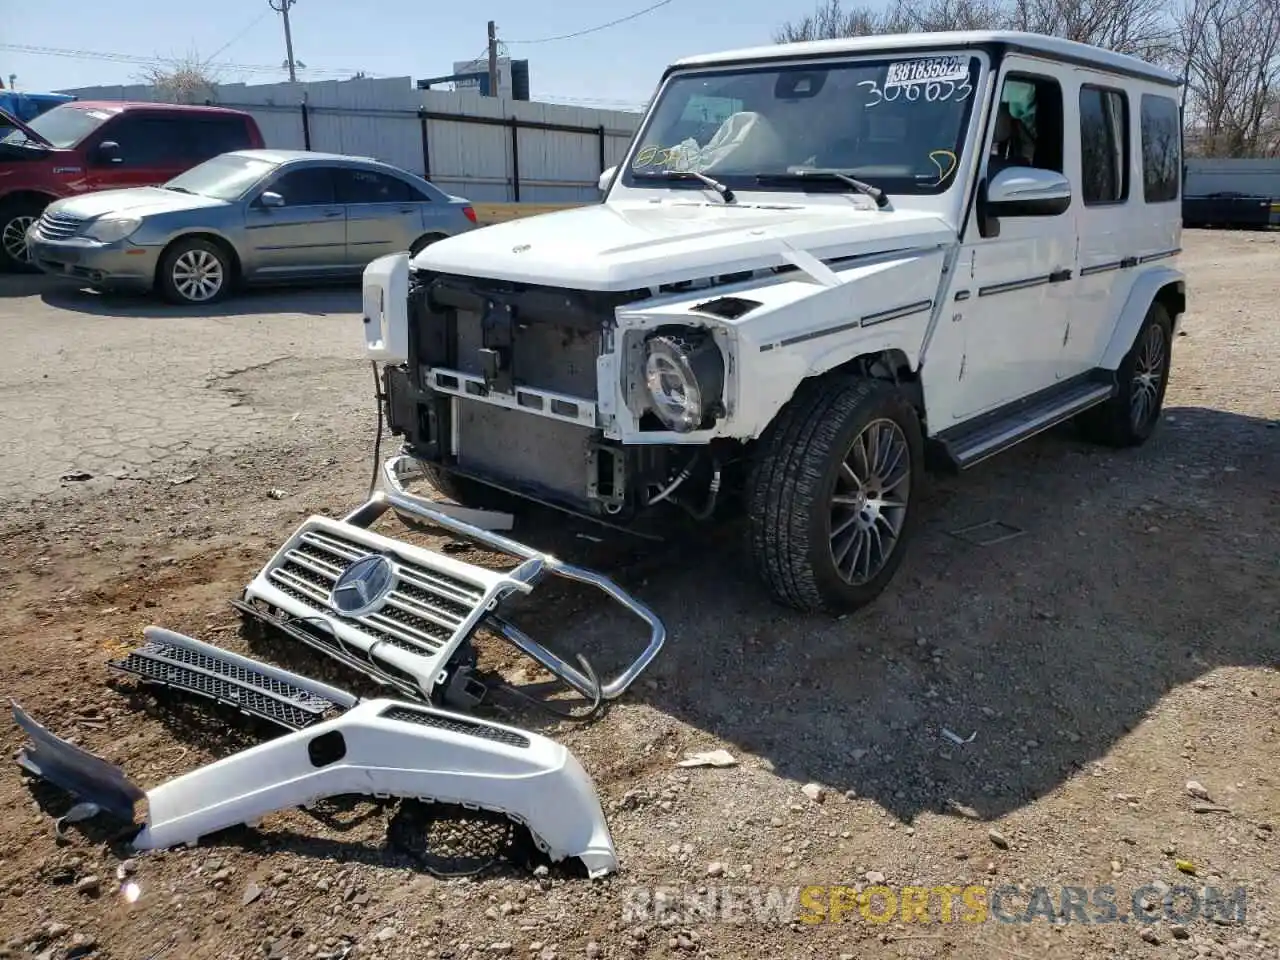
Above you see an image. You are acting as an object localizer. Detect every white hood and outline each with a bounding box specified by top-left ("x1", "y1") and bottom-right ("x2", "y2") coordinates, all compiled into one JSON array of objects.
[{"x1": 412, "y1": 200, "x2": 956, "y2": 291}]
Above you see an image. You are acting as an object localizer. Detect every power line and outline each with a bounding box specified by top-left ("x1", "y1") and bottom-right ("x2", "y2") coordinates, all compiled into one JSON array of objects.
[
  {"x1": 502, "y1": 0, "x2": 677, "y2": 44},
  {"x1": 0, "y1": 42, "x2": 365, "y2": 79},
  {"x1": 202, "y1": 9, "x2": 274, "y2": 67}
]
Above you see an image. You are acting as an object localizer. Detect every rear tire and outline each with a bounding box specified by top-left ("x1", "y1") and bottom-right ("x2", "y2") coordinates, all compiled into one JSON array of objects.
[
  {"x1": 1076, "y1": 302, "x2": 1173, "y2": 448},
  {"x1": 0, "y1": 197, "x2": 46, "y2": 273},
  {"x1": 746, "y1": 375, "x2": 923, "y2": 614},
  {"x1": 157, "y1": 237, "x2": 232, "y2": 305}
]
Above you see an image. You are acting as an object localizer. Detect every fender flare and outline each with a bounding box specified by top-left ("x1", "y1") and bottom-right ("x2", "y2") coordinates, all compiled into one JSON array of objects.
[{"x1": 1100, "y1": 266, "x2": 1186, "y2": 370}]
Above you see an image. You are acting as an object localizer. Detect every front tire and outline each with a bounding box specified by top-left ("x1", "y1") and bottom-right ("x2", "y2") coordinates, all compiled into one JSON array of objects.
[
  {"x1": 1076, "y1": 302, "x2": 1173, "y2": 447},
  {"x1": 421, "y1": 464, "x2": 518, "y2": 513},
  {"x1": 0, "y1": 197, "x2": 45, "y2": 273},
  {"x1": 157, "y1": 237, "x2": 232, "y2": 305},
  {"x1": 746, "y1": 376, "x2": 923, "y2": 614}
]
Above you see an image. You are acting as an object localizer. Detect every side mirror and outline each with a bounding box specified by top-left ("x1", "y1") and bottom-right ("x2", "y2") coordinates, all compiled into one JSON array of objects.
[
  {"x1": 97, "y1": 140, "x2": 122, "y2": 164},
  {"x1": 597, "y1": 166, "x2": 617, "y2": 194},
  {"x1": 984, "y1": 166, "x2": 1071, "y2": 217},
  {"x1": 259, "y1": 191, "x2": 285, "y2": 208}
]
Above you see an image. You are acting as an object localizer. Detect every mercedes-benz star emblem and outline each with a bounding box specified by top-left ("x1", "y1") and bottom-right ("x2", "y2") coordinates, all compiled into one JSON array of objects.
[{"x1": 328, "y1": 554, "x2": 395, "y2": 617}]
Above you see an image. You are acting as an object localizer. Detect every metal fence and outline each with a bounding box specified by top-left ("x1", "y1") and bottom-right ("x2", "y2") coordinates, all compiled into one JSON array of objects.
[{"x1": 60, "y1": 76, "x2": 647, "y2": 204}]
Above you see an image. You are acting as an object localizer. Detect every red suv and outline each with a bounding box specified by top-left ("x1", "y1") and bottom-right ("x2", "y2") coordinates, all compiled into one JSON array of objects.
[{"x1": 0, "y1": 101, "x2": 264, "y2": 271}]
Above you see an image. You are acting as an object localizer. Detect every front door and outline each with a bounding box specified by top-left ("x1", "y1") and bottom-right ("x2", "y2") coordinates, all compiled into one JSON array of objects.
[
  {"x1": 335, "y1": 167, "x2": 423, "y2": 267},
  {"x1": 243, "y1": 165, "x2": 348, "y2": 278},
  {"x1": 949, "y1": 59, "x2": 1080, "y2": 421}
]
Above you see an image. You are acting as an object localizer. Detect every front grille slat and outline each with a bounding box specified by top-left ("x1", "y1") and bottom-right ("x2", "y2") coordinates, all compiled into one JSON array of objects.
[
  {"x1": 261, "y1": 526, "x2": 488, "y2": 665},
  {"x1": 35, "y1": 212, "x2": 85, "y2": 241}
]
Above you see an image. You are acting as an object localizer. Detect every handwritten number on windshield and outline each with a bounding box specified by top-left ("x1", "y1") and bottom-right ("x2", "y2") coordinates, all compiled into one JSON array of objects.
[{"x1": 858, "y1": 77, "x2": 972, "y2": 108}]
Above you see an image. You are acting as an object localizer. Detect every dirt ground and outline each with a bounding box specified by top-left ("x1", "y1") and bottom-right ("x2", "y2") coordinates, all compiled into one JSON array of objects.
[{"x1": 0, "y1": 229, "x2": 1276, "y2": 960}]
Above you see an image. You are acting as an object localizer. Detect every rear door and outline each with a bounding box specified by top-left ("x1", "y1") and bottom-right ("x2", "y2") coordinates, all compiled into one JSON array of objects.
[
  {"x1": 334, "y1": 167, "x2": 424, "y2": 266},
  {"x1": 243, "y1": 164, "x2": 348, "y2": 278}
]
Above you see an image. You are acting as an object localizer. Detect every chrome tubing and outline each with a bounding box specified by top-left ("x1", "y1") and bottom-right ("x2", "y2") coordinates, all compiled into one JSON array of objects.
[{"x1": 366, "y1": 455, "x2": 666, "y2": 701}]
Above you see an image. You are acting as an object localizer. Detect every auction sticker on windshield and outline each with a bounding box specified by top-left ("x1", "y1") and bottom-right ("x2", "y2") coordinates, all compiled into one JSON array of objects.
[{"x1": 884, "y1": 56, "x2": 969, "y2": 87}]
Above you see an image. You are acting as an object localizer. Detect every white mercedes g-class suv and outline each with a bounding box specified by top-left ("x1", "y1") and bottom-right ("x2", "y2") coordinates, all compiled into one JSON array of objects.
[{"x1": 360, "y1": 29, "x2": 1185, "y2": 618}]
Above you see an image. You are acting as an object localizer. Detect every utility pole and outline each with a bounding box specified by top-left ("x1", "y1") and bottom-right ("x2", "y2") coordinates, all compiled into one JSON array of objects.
[
  {"x1": 269, "y1": 0, "x2": 300, "y2": 83},
  {"x1": 487, "y1": 20, "x2": 499, "y2": 97}
]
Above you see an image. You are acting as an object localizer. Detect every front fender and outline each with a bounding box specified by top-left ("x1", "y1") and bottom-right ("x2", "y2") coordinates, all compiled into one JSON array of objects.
[{"x1": 1100, "y1": 266, "x2": 1186, "y2": 370}]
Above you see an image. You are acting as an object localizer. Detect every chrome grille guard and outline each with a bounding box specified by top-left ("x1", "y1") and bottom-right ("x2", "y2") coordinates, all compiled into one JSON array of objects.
[{"x1": 238, "y1": 454, "x2": 666, "y2": 705}]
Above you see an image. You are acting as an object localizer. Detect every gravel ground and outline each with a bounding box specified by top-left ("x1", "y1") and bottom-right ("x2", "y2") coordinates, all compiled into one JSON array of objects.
[{"x1": 0, "y1": 229, "x2": 1276, "y2": 960}]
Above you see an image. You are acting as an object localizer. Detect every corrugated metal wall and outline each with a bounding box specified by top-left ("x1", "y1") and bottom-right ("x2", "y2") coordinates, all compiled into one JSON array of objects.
[{"x1": 60, "y1": 76, "x2": 644, "y2": 203}]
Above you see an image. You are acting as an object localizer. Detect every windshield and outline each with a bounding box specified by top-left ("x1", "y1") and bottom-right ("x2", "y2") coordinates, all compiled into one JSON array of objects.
[
  {"x1": 0, "y1": 104, "x2": 114, "y2": 148},
  {"x1": 163, "y1": 153, "x2": 279, "y2": 201},
  {"x1": 622, "y1": 53, "x2": 984, "y2": 196}
]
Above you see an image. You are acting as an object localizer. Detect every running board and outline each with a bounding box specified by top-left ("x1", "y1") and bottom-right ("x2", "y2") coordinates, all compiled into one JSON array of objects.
[
  {"x1": 110, "y1": 627, "x2": 358, "y2": 731},
  {"x1": 936, "y1": 374, "x2": 1115, "y2": 469}
]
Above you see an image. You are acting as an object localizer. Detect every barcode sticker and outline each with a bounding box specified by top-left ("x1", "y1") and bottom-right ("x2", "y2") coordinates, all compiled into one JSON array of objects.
[{"x1": 884, "y1": 56, "x2": 970, "y2": 87}]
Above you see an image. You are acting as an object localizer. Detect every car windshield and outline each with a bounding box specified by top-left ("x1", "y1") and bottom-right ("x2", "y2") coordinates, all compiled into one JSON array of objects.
[
  {"x1": 622, "y1": 53, "x2": 984, "y2": 196},
  {"x1": 0, "y1": 104, "x2": 114, "y2": 148},
  {"x1": 163, "y1": 153, "x2": 279, "y2": 201}
]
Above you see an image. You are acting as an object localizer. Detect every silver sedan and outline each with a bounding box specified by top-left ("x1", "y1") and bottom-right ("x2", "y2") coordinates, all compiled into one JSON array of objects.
[{"x1": 25, "y1": 149, "x2": 479, "y2": 304}]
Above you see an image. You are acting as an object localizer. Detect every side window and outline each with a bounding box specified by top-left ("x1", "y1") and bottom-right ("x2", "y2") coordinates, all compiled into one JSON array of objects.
[
  {"x1": 1079, "y1": 86, "x2": 1129, "y2": 205},
  {"x1": 94, "y1": 116, "x2": 180, "y2": 167},
  {"x1": 267, "y1": 167, "x2": 336, "y2": 206},
  {"x1": 989, "y1": 74, "x2": 1064, "y2": 174},
  {"x1": 1140, "y1": 94, "x2": 1181, "y2": 203},
  {"x1": 335, "y1": 169, "x2": 415, "y2": 204},
  {"x1": 185, "y1": 117, "x2": 252, "y2": 161}
]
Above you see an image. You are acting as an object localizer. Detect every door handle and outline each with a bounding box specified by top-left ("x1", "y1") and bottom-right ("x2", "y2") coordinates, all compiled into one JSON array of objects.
[
  {"x1": 324, "y1": 210, "x2": 343, "y2": 218},
  {"x1": 398, "y1": 207, "x2": 415, "y2": 214},
  {"x1": 1049, "y1": 269, "x2": 1073, "y2": 283}
]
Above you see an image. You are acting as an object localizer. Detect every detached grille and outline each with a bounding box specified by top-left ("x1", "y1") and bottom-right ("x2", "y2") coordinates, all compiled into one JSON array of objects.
[
  {"x1": 265, "y1": 528, "x2": 484, "y2": 659},
  {"x1": 35, "y1": 211, "x2": 85, "y2": 241},
  {"x1": 380, "y1": 705, "x2": 531, "y2": 748}
]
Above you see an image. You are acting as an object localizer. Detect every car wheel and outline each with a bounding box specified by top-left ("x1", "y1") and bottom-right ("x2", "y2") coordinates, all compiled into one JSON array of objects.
[
  {"x1": 1076, "y1": 302, "x2": 1173, "y2": 448},
  {"x1": 158, "y1": 238, "x2": 232, "y2": 305},
  {"x1": 410, "y1": 233, "x2": 446, "y2": 257},
  {"x1": 746, "y1": 375, "x2": 923, "y2": 614},
  {"x1": 0, "y1": 198, "x2": 45, "y2": 273}
]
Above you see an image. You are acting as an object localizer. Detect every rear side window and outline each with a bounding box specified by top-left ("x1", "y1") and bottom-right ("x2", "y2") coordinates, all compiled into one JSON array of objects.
[
  {"x1": 184, "y1": 117, "x2": 254, "y2": 161},
  {"x1": 91, "y1": 113, "x2": 253, "y2": 167},
  {"x1": 335, "y1": 168, "x2": 415, "y2": 203},
  {"x1": 269, "y1": 166, "x2": 337, "y2": 205},
  {"x1": 1079, "y1": 86, "x2": 1129, "y2": 205},
  {"x1": 1140, "y1": 94, "x2": 1181, "y2": 203}
]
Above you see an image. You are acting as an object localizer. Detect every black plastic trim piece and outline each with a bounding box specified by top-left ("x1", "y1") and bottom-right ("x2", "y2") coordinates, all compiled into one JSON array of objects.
[
  {"x1": 380, "y1": 704, "x2": 531, "y2": 749},
  {"x1": 978, "y1": 275, "x2": 1051, "y2": 297}
]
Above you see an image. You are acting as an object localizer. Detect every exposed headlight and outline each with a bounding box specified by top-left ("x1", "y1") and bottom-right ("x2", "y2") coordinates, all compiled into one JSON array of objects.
[
  {"x1": 643, "y1": 329, "x2": 725, "y2": 433},
  {"x1": 83, "y1": 217, "x2": 142, "y2": 243}
]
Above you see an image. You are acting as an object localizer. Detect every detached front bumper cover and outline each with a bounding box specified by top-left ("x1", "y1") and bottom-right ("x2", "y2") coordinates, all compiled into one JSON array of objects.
[{"x1": 12, "y1": 692, "x2": 619, "y2": 878}]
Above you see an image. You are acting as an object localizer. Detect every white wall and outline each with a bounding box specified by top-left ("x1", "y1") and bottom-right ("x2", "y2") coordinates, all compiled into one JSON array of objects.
[{"x1": 61, "y1": 76, "x2": 644, "y2": 203}]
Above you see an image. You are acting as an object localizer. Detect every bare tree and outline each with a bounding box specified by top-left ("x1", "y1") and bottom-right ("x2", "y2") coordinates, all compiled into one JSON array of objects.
[
  {"x1": 772, "y1": 0, "x2": 901, "y2": 41},
  {"x1": 136, "y1": 51, "x2": 221, "y2": 105},
  {"x1": 1175, "y1": 0, "x2": 1280, "y2": 155}
]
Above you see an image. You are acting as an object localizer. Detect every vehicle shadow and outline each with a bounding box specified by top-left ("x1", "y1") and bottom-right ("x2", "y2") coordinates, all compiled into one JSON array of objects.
[
  {"x1": 494, "y1": 404, "x2": 1279, "y2": 824},
  {"x1": 37, "y1": 280, "x2": 362, "y2": 319},
  {"x1": 0, "y1": 273, "x2": 61, "y2": 298}
]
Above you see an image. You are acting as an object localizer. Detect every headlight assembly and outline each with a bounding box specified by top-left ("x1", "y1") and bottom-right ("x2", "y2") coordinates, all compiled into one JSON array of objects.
[
  {"x1": 643, "y1": 329, "x2": 725, "y2": 433},
  {"x1": 83, "y1": 217, "x2": 142, "y2": 244}
]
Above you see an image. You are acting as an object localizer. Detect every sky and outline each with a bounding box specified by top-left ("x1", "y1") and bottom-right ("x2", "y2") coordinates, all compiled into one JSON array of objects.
[{"x1": 2, "y1": 0, "x2": 849, "y2": 110}]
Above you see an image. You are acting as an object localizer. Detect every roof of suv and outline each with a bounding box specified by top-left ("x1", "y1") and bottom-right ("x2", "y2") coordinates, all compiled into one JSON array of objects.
[
  {"x1": 670, "y1": 30, "x2": 1181, "y2": 86},
  {"x1": 60, "y1": 100, "x2": 254, "y2": 117}
]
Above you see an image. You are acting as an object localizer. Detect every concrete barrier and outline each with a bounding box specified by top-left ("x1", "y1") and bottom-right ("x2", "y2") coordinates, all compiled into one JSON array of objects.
[{"x1": 472, "y1": 202, "x2": 591, "y2": 227}]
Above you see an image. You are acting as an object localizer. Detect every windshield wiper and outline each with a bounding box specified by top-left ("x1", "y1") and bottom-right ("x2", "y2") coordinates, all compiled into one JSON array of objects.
[
  {"x1": 756, "y1": 170, "x2": 889, "y2": 208},
  {"x1": 634, "y1": 169, "x2": 736, "y2": 203},
  {"x1": 164, "y1": 186, "x2": 195, "y2": 194}
]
